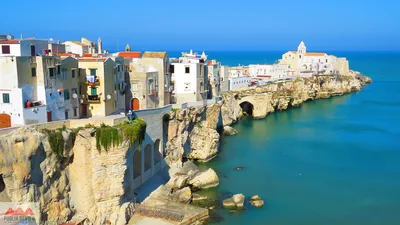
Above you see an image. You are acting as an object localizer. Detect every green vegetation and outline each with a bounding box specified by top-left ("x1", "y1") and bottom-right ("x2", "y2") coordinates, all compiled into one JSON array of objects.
[
  {"x1": 117, "y1": 118, "x2": 147, "y2": 147},
  {"x1": 171, "y1": 108, "x2": 180, "y2": 113},
  {"x1": 42, "y1": 118, "x2": 147, "y2": 155},
  {"x1": 195, "y1": 121, "x2": 202, "y2": 129},
  {"x1": 95, "y1": 123, "x2": 122, "y2": 152}
]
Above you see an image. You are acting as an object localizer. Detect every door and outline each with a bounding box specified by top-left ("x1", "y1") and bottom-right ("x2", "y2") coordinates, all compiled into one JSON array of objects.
[
  {"x1": 47, "y1": 112, "x2": 52, "y2": 122},
  {"x1": 0, "y1": 114, "x2": 11, "y2": 128},
  {"x1": 81, "y1": 104, "x2": 88, "y2": 118},
  {"x1": 131, "y1": 98, "x2": 140, "y2": 110},
  {"x1": 30, "y1": 45, "x2": 36, "y2": 56}
]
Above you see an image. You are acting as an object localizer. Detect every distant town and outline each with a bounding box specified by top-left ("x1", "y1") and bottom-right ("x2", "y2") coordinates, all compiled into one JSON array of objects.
[{"x1": 0, "y1": 34, "x2": 352, "y2": 128}]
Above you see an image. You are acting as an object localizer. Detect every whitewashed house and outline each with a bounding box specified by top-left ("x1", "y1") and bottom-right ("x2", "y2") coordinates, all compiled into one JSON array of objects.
[
  {"x1": 171, "y1": 50, "x2": 208, "y2": 104},
  {"x1": 63, "y1": 40, "x2": 89, "y2": 56},
  {"x1": 0, "y1": 56, "x2": 67, "y2": 127},
  {"x1": 0, "y1": 37, "x2": 50, "y2": 57}
]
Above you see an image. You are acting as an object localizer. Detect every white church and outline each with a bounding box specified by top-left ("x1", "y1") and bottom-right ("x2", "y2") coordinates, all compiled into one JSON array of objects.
[{"x1": 280, "y1": 41, "x2": 350, "y2": 77}]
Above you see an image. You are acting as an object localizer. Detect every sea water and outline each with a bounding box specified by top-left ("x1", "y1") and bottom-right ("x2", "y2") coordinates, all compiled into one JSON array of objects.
[{"x1": 195, "y1": 51, "x2": 400, "y2": 225}]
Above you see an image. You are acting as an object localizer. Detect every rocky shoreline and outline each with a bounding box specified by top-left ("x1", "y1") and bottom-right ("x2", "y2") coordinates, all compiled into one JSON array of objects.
[
  {"x1": 0, "y1": 74, "x2": 372, "y2": 224},
  {"x1": 164, "y1": 74, "x2": 372, "y2": 164},
  {"x1": 157, "y1": 74, "x2": 372, "y2": 222}
]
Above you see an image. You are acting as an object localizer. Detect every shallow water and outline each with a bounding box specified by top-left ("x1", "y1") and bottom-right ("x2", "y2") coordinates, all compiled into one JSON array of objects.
[{"x1": 197, "y1": 52, "x2": 400, "y2": 225}]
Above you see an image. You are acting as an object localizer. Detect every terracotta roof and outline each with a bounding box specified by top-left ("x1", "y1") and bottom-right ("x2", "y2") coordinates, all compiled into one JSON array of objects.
[
  {"x1": 83, "y1": 53, "x2": 92, "y2": 57},
  {"x1": 118, "y1": 52, "x2": 141, "y2": 58},
  {"x1": 305, "y1": 52, "x2": 326, "y2": 56},
  {"x1": 142, "y1": 52, "x2": 167, "y2": 58},
  {"x1": 0, "y1": 40, "x2": 20, "y2": 44},
  {"x1": 78, "y1": 57, "x2": 108, "y2": 62}
]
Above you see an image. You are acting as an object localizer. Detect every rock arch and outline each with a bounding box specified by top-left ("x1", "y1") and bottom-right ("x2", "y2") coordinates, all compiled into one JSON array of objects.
[{"x1": 239, "y1": 101, "x2": 254, "y2": 116}]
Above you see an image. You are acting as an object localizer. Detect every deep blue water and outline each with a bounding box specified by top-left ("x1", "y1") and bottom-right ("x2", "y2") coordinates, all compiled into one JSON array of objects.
[{"x1": 195, "y1": 51, "x2": 400, "y2": 225}]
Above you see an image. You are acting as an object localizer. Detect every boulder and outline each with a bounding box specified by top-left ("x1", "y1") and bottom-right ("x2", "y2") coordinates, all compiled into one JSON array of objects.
[
  {"x1": 222, "y1": 198, "x2": 236, "y2": 209},
  {"x1": 223, "y1": 126, "x2": 239, "y2": 136},
  {"x1": 171, "y1": 187, "x2": 192, "y2": 204},
  {"x1": 188, "y1": 168, "x2": 219, "y2": 190},
  {"x1": 232, "y1": 194, "x2": 245, "y2": 208},
  {"x1": 192, "y1": 193, "x2": 208, "y2": 202},
  {"x1": 222, "y1": 194, "x2": 245, "y2": 209},
  {"x1": 249, "y1": 195, "x2": 264, "y2": 208}
]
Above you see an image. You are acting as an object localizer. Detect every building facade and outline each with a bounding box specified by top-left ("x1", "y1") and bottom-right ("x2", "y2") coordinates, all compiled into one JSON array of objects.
[
  {"x1": 0, "y1": 56, "x2": 67, "y2": 127},
  {"x1": 171, "y1": 50, "x2": 208, "y2": 104}
]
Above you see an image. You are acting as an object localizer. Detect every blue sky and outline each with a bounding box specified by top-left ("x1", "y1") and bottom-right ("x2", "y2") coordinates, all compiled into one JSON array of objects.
[{"x1": 2, "y1": 0, "x2": 400, "y2": 51}]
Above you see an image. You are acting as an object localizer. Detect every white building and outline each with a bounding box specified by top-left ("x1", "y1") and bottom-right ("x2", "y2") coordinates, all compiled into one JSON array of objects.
[
  {"x1": 171, "y1": 50, "x2": 208, "y2": 104},
  {"x1": 0, "y1": 56, "x2": 66, "y2": 127},
  {"x1": 0, "y1": 38, "x2": 49, "y2": 57},
  {"x1": 63, "y1": 40, "x2": 89, "y2": 56},
  {"x1": 229, "y1": 76, "x2": 251, "y2": 90},
  {"x1": 207, "y1": 59, "x2": 221, "y2": 97},
  {"x1": 220, "y1": 66, "x2": 230, "y2": 92},
  {"x1": 280, "y1": 41, "x2": 350, "y2": 76}
]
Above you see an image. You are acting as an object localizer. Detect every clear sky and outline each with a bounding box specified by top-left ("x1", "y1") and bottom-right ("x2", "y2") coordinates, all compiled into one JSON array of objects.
[{"x1": 2, "y1": 0, "x2": 400, "y2": 51}]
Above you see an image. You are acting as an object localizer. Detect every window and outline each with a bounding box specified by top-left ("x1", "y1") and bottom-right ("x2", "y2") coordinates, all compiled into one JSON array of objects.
[
  {"x1": 90, "y1": 87, "x2": 97, "y2": 96},
  {"x1": 185, "y1": 66, "x2": 190, "y2": 74},
  {"x1": 118, "y1": 65, "x2": 121, "y2": 72},
  {"x1": 299, "y1": 55, "x2": 302, "y2": 59},
  {"x1": 73, "y1": 108, "x2": 77, "y2": 117},
  {"x1": 49, "y1": 68, "x2": 55, "y2": 77},
  {"x1": 2, "y1": 93, "x2": 10, "y2": 103},
  {"x1": 62, "y1": 69, "x2": 67, "y2": 80},
  {"x1": 326, "y1": 59, "x2": 328, "y2": 63},
  {"x1": 56, "y1": 65, "x2": 61, "y2": 75},
  {"x1": 31, "y1": 67, "x2": 36, "y2": 77},
  {"x1": 132, "y1": 83, "x2": 138, "y2": 91},
  {"x1": 72, "y1": 69, "x2": 75, "y2": 78},
  {"x1": 90, "y1": 69, "x2": 96, "y2": 76},
  {"x1": 169, "y1": 65, "x2": 175, "y2": 73},
  {"x1": 1, "y1": 45, "x2": 10, "y2": 54},
  {"x1": 65, "y1": 111, "x2": 68, "y2": 120},
  {"x1": 64, "y1": 89, "x2": 70, "y2": 100},
  {"x1": 184, "y1": 82, "x2": 191, "y2": 91}
]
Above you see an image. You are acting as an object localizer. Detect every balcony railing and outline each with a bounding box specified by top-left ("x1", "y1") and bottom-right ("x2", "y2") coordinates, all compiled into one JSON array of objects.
[
  {"x1": 87, "y1": 76, "x2": 100, "y2": 86},
  {"x1": 87, "y1": 95, "x2": 100, "y2": 103}
]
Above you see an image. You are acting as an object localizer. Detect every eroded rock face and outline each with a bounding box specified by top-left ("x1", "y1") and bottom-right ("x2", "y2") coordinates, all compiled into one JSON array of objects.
[
  {"x1": 165, "y1": 75, "x2": 371, "y2": 164},
  {"x1": 0, "y1": 127, "x2": 136, "y2": 225},
  {"x1": 188, "y1": 168, "x2": 219, "y2": 190}
]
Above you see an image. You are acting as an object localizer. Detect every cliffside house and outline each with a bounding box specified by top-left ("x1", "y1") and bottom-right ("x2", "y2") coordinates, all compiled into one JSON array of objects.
[
  {"x1": 0, "y1": 56, "x2": 70, "y2": 127},
  {"x1": 78, "y1": 56, "x2": 125, "y2": 117},
  {"x1": 141, "y1": 52, "x2": 172, "y2": 106},
  {"x1": 117, "y1": 51, "x2": 161, "y2": 110},
  {"x1": 170, "y1": 50, "x2": 209, "y2": 104},
  {"x1": 207, "y1": 59, "x2": 221, "y2": 98}
]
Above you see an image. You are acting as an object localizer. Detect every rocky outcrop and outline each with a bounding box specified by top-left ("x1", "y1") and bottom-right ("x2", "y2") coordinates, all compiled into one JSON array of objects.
[
  {"x1": 187, "y1": 168, "x2": 219, "y2": 190},
  {"x1": 165, "y1": 75, "x2": 372, "y2": 163},
  {"x1": 0, "y1": 126, "x2": 139, "y2": 225},
  {"x1": 223, "y1": 194, "x2": 245, "y2": 209},
  {"x1": 249, "y1": 195, "x2": 264, "y2": 208}
]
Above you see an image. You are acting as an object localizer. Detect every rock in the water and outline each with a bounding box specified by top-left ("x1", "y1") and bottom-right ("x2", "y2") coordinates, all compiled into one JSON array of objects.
[
  {"x1": 223, "y1": 194, "x2": 245, "y2": 209},
  {"x1": 222, "y1": 198, "x2": 236, "y2": 209},
  {"x1": 223, "y1": 126, "x2": 239, "y2": 136},
  {"x1": 232, "y1": 194, "x2": 245, "y2": 208},
  {"x1": 188, "y1": 168, "x2": 219, "y2": 190},
  {"x1": 249, "y1": 195, "x2": 264, "y2": 208},
  {"x1": 234, "y1": 167, "x2": 245, "y2": 171}
]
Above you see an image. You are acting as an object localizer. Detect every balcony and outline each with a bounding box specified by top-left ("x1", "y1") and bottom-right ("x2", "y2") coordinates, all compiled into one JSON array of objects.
[
  {"x1": 87, "y1": 95, "x2": 101, "y2": 103},
  {"x1": 86, "y1": 76, "x2": 100, "y2": 86}
]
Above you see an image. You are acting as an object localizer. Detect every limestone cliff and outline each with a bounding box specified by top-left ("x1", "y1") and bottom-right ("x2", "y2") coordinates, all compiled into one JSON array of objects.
[
  {"x1": 0, "y1": 126, "x2": 136, "y2": 225},
  {"x1": 165, "y1": 75, "x2": 372, "y2": 163}
]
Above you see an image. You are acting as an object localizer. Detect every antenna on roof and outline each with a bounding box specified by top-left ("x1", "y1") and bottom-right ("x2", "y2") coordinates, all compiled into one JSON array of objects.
[{"x1": 6, "y1": 34, "x2": 12, "y2": 40}]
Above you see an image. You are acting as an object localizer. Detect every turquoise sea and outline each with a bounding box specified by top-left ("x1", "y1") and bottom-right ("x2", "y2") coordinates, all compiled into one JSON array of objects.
[{"x1": 192, "y1": 51, "x2": 400, "y2": 225}]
